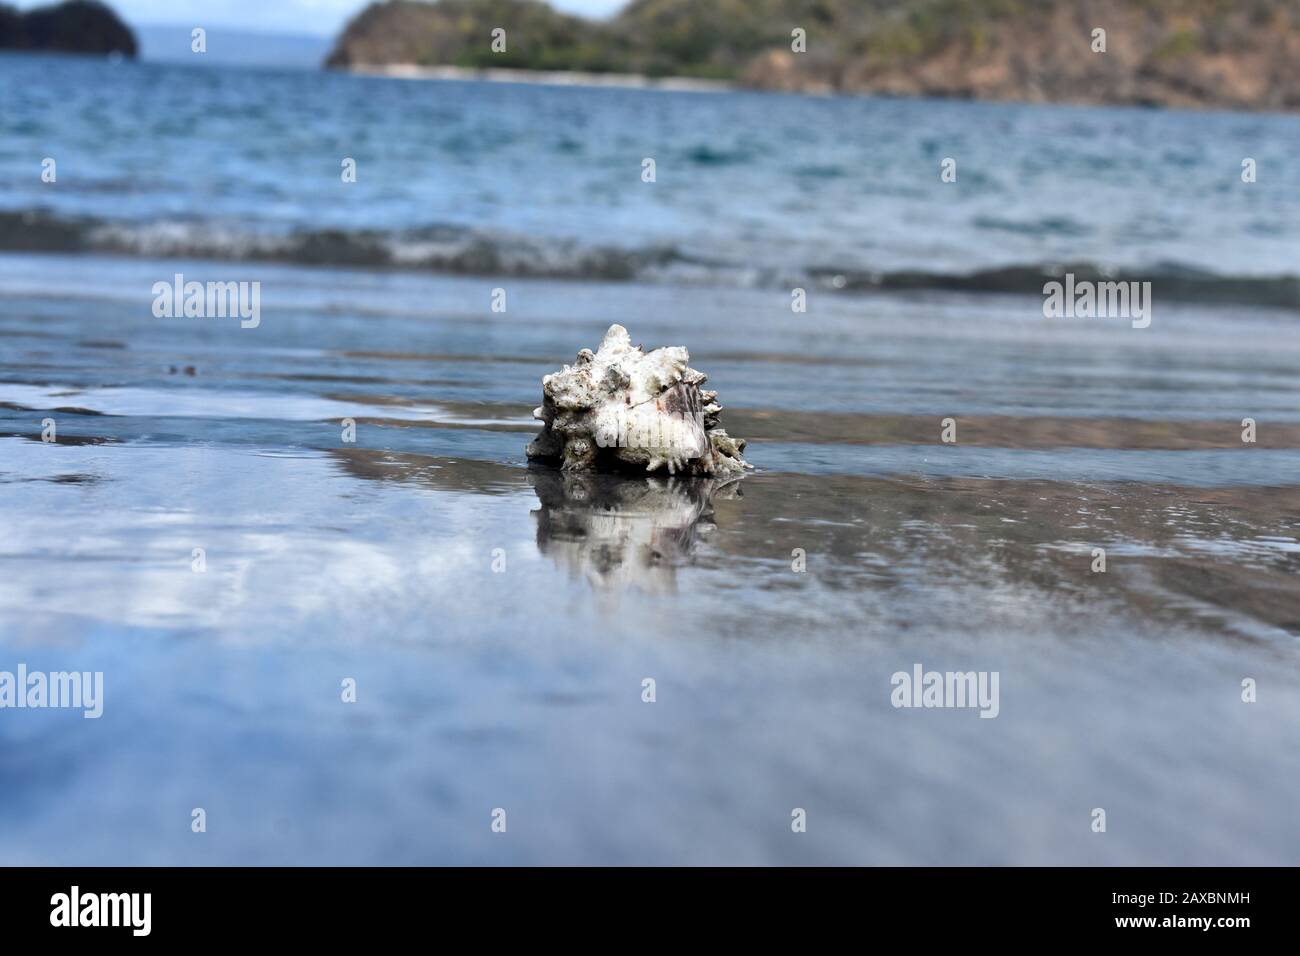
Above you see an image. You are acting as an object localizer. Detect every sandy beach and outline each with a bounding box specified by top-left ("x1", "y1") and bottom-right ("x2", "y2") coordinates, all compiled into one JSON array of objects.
[{"x1": 1, "y1": 50, "x2": 1298, "y2": 865}]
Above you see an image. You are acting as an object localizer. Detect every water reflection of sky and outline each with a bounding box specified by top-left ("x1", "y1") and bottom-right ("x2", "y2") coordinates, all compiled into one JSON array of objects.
[{"x1": 2, "y1": 247, "x2": 1299, "y2": 863}]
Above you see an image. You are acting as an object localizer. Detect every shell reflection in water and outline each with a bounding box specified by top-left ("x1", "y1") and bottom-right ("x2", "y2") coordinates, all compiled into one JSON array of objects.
[{"x1": 529, "y1": 469, "x2": 741, "y2": 592}]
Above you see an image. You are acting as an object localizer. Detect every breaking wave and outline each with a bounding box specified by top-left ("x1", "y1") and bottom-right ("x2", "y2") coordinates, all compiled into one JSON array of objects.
[{"x1": 3, "y1": 209, "x2": 1298, "y2": 310}]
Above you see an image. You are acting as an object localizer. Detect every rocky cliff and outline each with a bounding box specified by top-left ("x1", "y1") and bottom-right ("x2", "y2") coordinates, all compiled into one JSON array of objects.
[{"x1": 0, "y1": 0, "x2": 137, "y2": 58}]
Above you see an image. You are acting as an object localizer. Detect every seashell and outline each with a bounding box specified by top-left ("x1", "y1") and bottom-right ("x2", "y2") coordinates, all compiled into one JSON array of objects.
[{"x1": 527, "y1": 324, "x2": 750, "y2": 477}]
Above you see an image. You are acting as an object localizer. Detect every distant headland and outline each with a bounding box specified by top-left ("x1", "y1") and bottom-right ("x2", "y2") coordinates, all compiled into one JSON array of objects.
[
  {"x1": 325, "y1": 0, "x2": 1300, "y2": 112},
  {"x1": 0, "y1": 0, "x2": 136, "y2": 57}
]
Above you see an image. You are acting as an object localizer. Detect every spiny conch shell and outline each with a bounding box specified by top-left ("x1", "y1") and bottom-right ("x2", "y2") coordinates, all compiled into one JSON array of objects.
[{"x1": 526, "y1": 324, "x2": 750, "y2": 477}]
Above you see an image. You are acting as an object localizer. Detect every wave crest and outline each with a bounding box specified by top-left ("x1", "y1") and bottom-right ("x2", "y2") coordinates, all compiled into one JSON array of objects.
[{"x1": 2, "y1": 210, "x2": 1297, "y2": 309}]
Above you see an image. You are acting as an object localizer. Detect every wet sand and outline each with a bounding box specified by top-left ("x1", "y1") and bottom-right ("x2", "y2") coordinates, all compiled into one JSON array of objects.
[{"x1": 0, "y1": 254, "x2": 1297, "y2": 864}]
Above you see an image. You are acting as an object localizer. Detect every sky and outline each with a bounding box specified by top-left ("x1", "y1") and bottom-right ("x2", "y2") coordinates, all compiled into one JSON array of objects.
[{"x1": 17, "y1": 0, "x2": 628, "y2": 37}]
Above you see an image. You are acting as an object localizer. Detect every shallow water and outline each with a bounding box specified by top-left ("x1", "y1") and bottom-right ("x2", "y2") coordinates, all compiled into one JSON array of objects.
[
  {"x1": 4, "y1": 52, "x2": 1300, "y2": 864},
  {"x1": 2, "y1": 249, "x2": 1298, "y2": 864}
]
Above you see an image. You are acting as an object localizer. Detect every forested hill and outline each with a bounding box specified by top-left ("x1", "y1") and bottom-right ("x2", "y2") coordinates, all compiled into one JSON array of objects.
[{"x1": 326, "y1": 0, "x2": 1300, "y2": 111}]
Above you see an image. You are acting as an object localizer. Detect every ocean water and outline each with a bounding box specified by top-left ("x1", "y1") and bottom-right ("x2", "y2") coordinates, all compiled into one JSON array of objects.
[
  {"x1": 5, "y1": 53, "x2": 1300, "y2": 290},
  {"x1": 1, "y1": 53, "x2": 1298, "y2": 865}
]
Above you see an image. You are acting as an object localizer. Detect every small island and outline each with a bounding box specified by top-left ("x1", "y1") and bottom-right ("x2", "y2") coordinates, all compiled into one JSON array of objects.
[
  {"x1": 326, "y1": 0, "x2": 1300, "y2": 112},
  {"x1": 0, "y1": 0, "x2": 136, "y2": 58}
]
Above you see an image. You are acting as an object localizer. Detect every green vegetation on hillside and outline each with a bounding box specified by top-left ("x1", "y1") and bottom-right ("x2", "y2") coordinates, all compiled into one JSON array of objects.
[{"x1": 326, "y1": 0, "x2": 1300, "y2": 110}]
